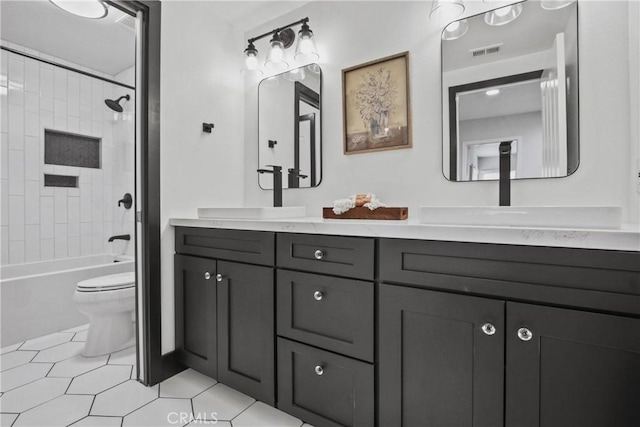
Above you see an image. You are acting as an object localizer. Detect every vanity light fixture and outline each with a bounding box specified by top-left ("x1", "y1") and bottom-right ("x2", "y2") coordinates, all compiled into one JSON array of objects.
[
  {"x1": 442, "y1": 19, "x2": 469, "y2": 40},
  {"x1": 430, "y1": 0, "x2": 465, "y2": 23},
  {"x1": 49, "y1": 0, "x2": 108, "y2": 19},
  {"x1": 540, "y1": 0, "x2": 576, "y2": 10},
  {"x1": 242, "y1": 17, "x2": 319, "y2": 75},
  {"x1": 484, "y1": 3, "x2": 523, "y2": 26}
]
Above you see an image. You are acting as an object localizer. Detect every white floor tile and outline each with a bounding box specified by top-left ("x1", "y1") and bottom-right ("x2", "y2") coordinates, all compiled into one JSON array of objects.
[
  {"x1": 0, "y1": 377, "x2": 71, "y2": 412},
  {"x1": 191, "y1": 383, "x2": 255, "y2": 421},
  {"x1": 70, "y1": 416, "x2": 123, "y2": 427},
  {"x1": 31, "y1": 342, "x2": 84, "y2": 363},
  {"x1": 0, "y1": 351, "x2": 37, "y2": 372},
  {"x1": 1, "y1": 342, "x2": 23, "y2": 355},
  {"x1": 159, "y1": 368, "x2": 217, "y2": 399},
  {"x1": 67, "y1": 364, "x2": 132, "y2": 395},
  {"x1": 90, "y1": 380, "x2": 158, "y2": 417},
  {"x1": 108, "y1": 346, "x2": 136, "y2": 366},
  {"x1": 47, "y1": 354, "x2": 108, "y2": 378},
  {"x1": 19, "y1": 332, "x2": 74, "y2": 351},
  {"x1": 12, "y1": 394, "x2": 93, "y2": 427},
  {"x1": 187, "y1": 420, "x2": 231, "y2": 426},
  {"x1": 123, "y1": 397, "x2": 192, "y2": 427},
  {"x1": 232, "y1": 402, "x2": 303, "y2": 427},
  {"x1": 72, "y1": 330, "x2": 88, "y2": 342},
  {"x1": 0, "y1": 362, "x2": 52, "y2": 392},
  {"x1": 62, "y1": 324, "x2": 90, "y2": 333},
  {"x1": 1, "y1": 413, "x2": 18, "y2": 427}
]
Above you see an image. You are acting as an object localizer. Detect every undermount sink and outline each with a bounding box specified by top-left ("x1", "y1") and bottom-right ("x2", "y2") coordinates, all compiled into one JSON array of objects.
[
  {"x1": 419, "y1": 206, "x2": 622, "y2": 229},
  {"x1": 197, "y1": 206, "x2": 306, "y2": 220}
]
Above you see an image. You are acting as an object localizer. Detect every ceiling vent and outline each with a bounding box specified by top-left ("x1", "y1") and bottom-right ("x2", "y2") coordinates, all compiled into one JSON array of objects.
[
  {"x1": 115, "y1": 14, "x2": 136, "y2": 32},
  {"x1": 470, "y1": 43, "x2": 503, "y2": 58}
]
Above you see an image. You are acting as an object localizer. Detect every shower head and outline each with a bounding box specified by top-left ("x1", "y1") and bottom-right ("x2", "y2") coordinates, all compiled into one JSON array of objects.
[{"x1": 105, "y1": 94, "x2": 130, "y2": 113}]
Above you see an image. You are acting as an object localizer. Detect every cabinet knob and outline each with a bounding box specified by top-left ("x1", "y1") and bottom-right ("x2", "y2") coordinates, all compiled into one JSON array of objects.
[
  {"x1": 314, "y1": 249, "x2": 324, "y2": 260},
  {"x1": 314, "y1": 365, "x2": 324, "y2": 376},
  {"x1": 204, "y1": 272, "x2": 211, "y2": 280},
  {"x1": 517, "y1": 327, "x2": 533, "y2": 341},
  {"x1": 313, "y1": 291, "x2": 323, "y2": 301},
  {"x1": 216, "y1": 274, "x2": 223, "y2": 282},
  {"x1": 481, "y1": 323, "x2": 496, "y2": 336}
]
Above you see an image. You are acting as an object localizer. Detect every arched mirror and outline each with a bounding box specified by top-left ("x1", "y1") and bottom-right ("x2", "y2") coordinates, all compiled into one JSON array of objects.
[
  {"x1": 442, "y1": 0, "x2": 579, "y2": 181},
  {"x1": 258, "y1": 64, "x2": 322, "y2": 189}
]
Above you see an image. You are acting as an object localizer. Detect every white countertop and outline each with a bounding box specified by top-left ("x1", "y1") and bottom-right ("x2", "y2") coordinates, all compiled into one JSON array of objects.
[{"x1": 169, "y1": 217, "x2": 640, "y2": 252}]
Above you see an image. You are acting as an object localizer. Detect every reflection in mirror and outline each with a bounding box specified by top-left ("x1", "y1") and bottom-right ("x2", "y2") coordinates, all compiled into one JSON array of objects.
[
  {"x1": 259, "y1": 64, "x2": 322, "y2": 189},
  {"x1": 441, "y1": 0, "x2": 578, "y2": 182}
]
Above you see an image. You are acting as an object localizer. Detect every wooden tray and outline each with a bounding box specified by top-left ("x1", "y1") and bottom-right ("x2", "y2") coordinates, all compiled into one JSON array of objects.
[{"x1": 322, "y1": 207, "x2": 408, "y2": 220}]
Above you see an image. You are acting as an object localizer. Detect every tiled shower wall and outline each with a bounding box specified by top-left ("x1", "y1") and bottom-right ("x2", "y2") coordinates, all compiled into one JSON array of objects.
[{"x1": 0, "y1": 43, "x2": 135, "y2": 265}]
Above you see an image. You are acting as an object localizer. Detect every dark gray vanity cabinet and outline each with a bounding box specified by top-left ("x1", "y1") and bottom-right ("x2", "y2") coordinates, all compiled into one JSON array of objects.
[
  {"x1": 174, "y1": 227, "x2": 276, "y2": 405},
  {"x1": 506, "y1": 303, "x2": 640, "y2": 427},
  {"x1": 379, "y1": 238, "x2": 640, "y2": 427},
  {"x1": 276, "y1": 233, "x2": 375, "y2": 427},
  {"x1": 379, "y1": 285, "x2": 505, "y2": 427}
]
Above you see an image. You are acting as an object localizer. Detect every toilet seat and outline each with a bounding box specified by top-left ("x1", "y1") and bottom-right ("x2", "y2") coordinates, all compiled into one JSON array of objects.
[{"x1": 76, "y1": 272, "x2": 135, "y2": 293}]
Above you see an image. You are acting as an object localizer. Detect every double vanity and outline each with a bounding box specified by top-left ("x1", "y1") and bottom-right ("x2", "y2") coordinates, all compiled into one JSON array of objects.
[{"x1": 171, "y1": 215, "x2": 640, "y2": 427}]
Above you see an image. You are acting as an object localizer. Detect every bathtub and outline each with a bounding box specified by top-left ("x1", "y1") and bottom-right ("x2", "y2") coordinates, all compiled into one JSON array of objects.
[{"x1": 1, "y1": 254, "x2": 135, "y2": 347}]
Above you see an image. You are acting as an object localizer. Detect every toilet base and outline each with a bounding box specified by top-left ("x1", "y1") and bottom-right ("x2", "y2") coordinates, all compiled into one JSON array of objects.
[{"x1": 83, "y1": 312, "x2": 134, "y2": 357}]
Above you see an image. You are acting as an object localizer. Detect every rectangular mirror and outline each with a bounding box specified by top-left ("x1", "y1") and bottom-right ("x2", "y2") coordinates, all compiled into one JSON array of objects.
[
  {"x1": 259, "y1": 64, "x2": 322, "y2": 189},
  {"x1": 442, "y1": 0, "x2": 579, "y2": 181}
]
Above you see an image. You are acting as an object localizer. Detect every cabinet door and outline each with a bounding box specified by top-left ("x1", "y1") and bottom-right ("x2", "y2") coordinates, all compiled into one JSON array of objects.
[
  {"x1": 506, "y1": 303, "x2": 640, "y2": 427},
  {"x1": 216, "y1": 261, "x2": 275, "y2": 404},
  {"x1": 379, "y1": 285, "x2": 504, "y2": 427},
  {"x1": 174, "y1": 254, "x2": 217, "y2": 378}
]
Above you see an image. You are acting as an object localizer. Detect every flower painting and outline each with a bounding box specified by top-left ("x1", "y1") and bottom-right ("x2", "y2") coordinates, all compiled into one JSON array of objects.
[{"x1": 342, "y1": 52, "x2": 411, "y2": 154}]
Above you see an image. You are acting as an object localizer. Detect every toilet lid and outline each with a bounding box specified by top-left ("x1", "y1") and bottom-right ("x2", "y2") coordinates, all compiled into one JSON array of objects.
[{"x1": 77, "y1": 272, "x2": 135, "y2": 292}]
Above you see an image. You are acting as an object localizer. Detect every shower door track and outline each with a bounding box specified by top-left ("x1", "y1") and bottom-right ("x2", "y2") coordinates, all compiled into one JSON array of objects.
[{"x1": 1, "y1": 45, "x2": 136, "y2": 91}]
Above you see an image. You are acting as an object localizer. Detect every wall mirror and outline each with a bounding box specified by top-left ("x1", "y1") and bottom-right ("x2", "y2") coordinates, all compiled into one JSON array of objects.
[
  {"x1": 259, "y1": 64, "x2": 322, "y2": 189},
  {"x1": 441, "y1": 0, "x2": 579, "y2": 182}
]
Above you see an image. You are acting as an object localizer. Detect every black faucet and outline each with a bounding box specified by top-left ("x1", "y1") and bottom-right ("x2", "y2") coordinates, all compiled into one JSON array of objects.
[
  {"x1": 257, "y1": 165, "x2": 283, "y2": 207},
  {"x1": 499, "y1": 141, "x2": 513, "y2": 207},
  {"x1": 287, "y1": 168, "x2": 308, "y2": 189},
  {"x1": 108, "y1": 234, "x2": 131, "y2": 242},
  {"x1": 118, "y1": 193, "x2": 133, "y2": 209}
]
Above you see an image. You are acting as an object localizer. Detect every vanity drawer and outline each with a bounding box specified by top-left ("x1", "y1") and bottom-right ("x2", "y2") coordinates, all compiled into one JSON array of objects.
[
  {"x1": 277, "y1": 234, "x2": 374, "y2": 280},
  {"x1": 277, "y1": 338, "x2": 374, "y2": 427},
  {"x1": 277, "y1": 270, "x2": 374, "y2": 362},
  {"x1": 175, "y1": 227, "x2": 275, "y2": 266}
]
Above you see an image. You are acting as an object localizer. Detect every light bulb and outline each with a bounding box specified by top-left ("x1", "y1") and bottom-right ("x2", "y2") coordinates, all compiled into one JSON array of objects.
[{"x1": 49, "y1": 0, "x2": 108, "y2": 19}]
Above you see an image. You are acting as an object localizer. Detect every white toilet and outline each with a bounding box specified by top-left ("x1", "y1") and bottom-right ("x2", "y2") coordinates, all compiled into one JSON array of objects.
[{"x1": 73, "y1": 272, "x2": 136, "y2": 357}]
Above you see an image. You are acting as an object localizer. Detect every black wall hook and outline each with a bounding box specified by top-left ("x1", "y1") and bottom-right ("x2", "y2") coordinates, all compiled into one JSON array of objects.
[{"x1": 203, "y1": 123, "x2": 214, "y2": 133}]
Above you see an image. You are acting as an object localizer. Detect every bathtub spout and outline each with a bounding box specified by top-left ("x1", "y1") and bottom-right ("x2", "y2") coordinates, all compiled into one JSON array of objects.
[{"x1": 108, "y1": 234, "x2": 131, "y2": 242}]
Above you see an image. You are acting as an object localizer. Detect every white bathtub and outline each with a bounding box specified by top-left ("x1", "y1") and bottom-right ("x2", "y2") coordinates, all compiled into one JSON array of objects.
[{"x1": 1, "y1": 254, "x2": 135, "y2": 347}]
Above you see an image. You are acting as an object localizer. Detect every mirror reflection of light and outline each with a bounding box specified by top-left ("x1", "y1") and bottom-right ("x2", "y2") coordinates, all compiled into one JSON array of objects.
[
  {"x1": 486, "y1": 89, "x2": 500, "y2": 96},
  {"x1": 484, "y1": 3, "x2": 523, "y2": 26},
  {"x1": 442, "y1": 19, "x2": 469, "y2": 41},
  {"x1": 541, "y1": 0, "x2": 575, "y2": 10}
]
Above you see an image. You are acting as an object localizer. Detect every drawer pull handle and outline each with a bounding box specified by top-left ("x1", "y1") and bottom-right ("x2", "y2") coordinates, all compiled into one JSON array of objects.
[
  {"x1": 315, "y1": 365, "x2": 324, "y2": 376},
  {"x1": 314, "y1": 250, "x2": 324, "y2": 260},
  {"x1": 518, "y1": 327, "x2": 533, "y2": 341},
  {"x1": 204, "y1": 272, "x2": 211, "y2": 280},
  {"x1": 313, "y1": 291, "x2": 323, "y2": 301},
  {"x1": 481, "y1": 323, "x2": 496, "y2": 336},
  {"x1": 216, "y1": 274, "x2": 223, "y2": 282}
]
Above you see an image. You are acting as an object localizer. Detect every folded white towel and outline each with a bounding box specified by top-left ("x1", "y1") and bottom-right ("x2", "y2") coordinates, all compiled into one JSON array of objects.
[{"x1": 332, "y1": 194, "x2": 387, "y2": 215}]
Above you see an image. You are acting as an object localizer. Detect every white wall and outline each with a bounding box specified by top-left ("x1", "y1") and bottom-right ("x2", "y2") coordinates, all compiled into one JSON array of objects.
[
  {"x1": 0, "y1": 43, "x2": 134, "y2": 265},
  {"x1": 243, "y1": 1, "x2": 639, "y2": 224},
  {"x1": 160, "y1": 1, "x2": 245, "y2": 354}
]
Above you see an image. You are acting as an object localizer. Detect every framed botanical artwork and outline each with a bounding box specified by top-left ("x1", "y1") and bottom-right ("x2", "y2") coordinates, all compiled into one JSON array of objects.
[{"x1": 342, "y1": 51, "x2": 412, "y2": 155}]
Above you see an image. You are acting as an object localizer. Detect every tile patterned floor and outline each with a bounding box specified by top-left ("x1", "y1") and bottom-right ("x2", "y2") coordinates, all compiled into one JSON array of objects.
[{"x1": 0, "y1": 327, "x2": 314, "y2": 427}]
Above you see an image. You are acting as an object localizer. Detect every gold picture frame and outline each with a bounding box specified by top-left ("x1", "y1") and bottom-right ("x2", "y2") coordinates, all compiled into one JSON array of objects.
[{"x1": 342, "y1": 51, "x2": 412, "y2": 155}]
